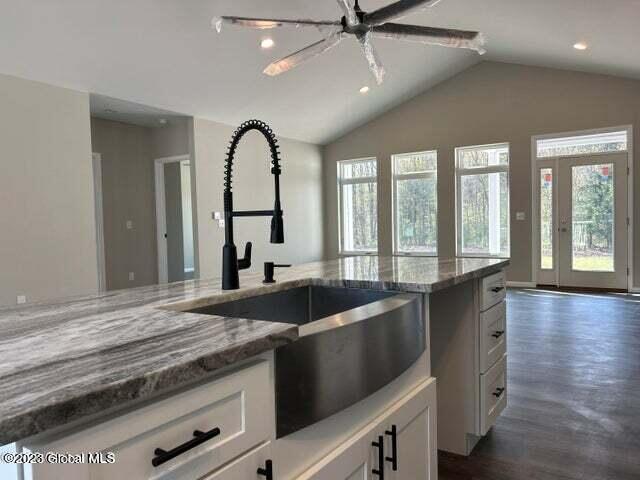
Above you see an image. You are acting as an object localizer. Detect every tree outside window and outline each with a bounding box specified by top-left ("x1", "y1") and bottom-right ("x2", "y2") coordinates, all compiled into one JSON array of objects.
[
  {"x1": 338, "y1": 158, "x2": 378, "y2": 253},
  {"x1": 456, "y1": 144, "x2": 510, "y2": 257},
  {"x1": 392, "y1": 151, "x2": 438, "y2": 255}
]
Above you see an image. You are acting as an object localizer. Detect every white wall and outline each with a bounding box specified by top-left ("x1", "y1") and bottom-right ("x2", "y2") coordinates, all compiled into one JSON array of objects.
[
  {"x1": 0, "y1": 73, "x2": 98, "y2": 306},
  {"x1": 190, "y1": 118, "x2": 324, "y2": 281}
]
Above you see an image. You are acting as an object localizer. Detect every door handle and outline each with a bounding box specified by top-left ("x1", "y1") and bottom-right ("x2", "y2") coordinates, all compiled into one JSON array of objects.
[
  {"x1": 385, "y1": 425, "x2": 398, "y2": 471},
  {"x1": 372, "y1": 435, "x2": 384, "y2": 479},
  {"x1": 492, "y1": 387, "x2": 506, "y2": 398},
  {"x1": 491, "y1": 330, "x2": 505, "y2": 339}
]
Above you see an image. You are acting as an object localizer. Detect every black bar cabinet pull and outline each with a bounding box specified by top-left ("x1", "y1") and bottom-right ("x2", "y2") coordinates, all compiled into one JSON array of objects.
[
  {"x1": 152, "y1": 427, "x2": 221, "y2": 467},
  {"x1": 491, "y1": 286, "x2": 505, "y2": 293},
  {"x1": 257, "y1": 459, "x2": 273, "y2": 480},
  {"x1": 492, "y1": 387, "x2": 506, "y2": 398},
  {"x1": 385, "y1": 425, "x2": 398, "y2": 471},
  {"x1": 491, "y1": 330, "x2": 505, "y2": 339},
  {"x1": 372, "y1": 435, "x2": 385, "y2": 479}
]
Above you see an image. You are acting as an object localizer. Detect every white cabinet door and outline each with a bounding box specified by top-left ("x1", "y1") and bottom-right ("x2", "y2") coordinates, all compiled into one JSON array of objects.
[
  {"x1": 386, "y1": 378, "x2": 437, "y2": 480},
  {"x1": 299, "y1": 378, "x2": 437, "y2": 480},
  {"x1": 202, "y1": 441, "x2": 272, "y2": 480},
  {"x1": 297, "y1": 428, "x2": 378, "y2": 480}
]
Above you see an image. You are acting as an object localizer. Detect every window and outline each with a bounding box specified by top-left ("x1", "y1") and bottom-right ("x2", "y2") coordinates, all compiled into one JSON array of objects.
[
  {"x1": 392, "y1": 151, "x2": 438, "y2": 255},
  {"x1": 338, "y1": 158, "x2": 378, "y2": 253},
  {"x1": 539, "y1": 168, "x2": 553, "y2": 269},
  {"x1": 536, "y1": 130, "x2": 627, "y2": 158},
  {"x1": 456, "y1": 143, "x2": 510, "y2": 257}
]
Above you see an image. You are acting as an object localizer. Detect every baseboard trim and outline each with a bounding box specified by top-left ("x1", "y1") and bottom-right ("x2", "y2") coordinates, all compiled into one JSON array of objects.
[{"x1": 506, "y1": 281, "x2": 536, "y2": 288}]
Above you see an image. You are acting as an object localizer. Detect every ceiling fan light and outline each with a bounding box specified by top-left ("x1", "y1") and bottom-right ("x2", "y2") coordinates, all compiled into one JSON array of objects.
[
  {"x1": 261, "y1": 38, "x2": 275, "y2": 49},
  {"x1": 573, "y1": 42, "x2": 588, "y2": 51},
  {"x1": 359, "y1": 86, "x2": 370, "y2": 94}
]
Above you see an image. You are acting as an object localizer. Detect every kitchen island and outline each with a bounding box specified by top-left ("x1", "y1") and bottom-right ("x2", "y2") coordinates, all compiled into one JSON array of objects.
[{"x1": 0, "y1": 256, "x2": 508, "y2": 479}]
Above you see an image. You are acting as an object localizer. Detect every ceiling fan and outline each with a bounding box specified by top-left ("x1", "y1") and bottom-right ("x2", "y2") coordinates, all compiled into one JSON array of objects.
[{"x1": 212, "y1": 0, "x2": 486, "y2": 85}]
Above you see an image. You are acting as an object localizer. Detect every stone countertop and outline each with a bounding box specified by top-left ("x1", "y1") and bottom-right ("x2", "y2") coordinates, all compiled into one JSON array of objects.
[{"x1": 0, "y1": 255, "x2": 508, "y2": 445}]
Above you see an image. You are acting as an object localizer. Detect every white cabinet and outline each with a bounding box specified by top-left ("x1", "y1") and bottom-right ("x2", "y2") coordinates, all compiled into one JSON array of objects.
[
  {"x1": 479, "y1": 354, "x2": 507, "y2": 436},
  {"x1": 429, "y1": 268, "x2": 508, "y2": 456},
  {"x1": 25, "y1": 360, "x2": 274, "y2": 480},
  {"x1": 202, "y1": 441, "x2": 273, "y2": 480},
  {"x1": 479, "y1": 301, "x2": 507, "y2": 374},
  {"x1": 300, "y1": 378, "x2": 437, "y2": 480}
]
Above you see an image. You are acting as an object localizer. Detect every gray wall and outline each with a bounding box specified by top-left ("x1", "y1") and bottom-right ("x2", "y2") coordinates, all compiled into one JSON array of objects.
[
  {"x1": 91, "y1": 118, "x2": 192, "y2": 290},
  {"x1": 90, "y1": 118, "x2": 158, "y2": 290},
  {"x1": 0, "y1": 73, "x2": 98, "y2": 306},
  {"x1": 191, "y1": 118, "x2": 324, "y2": 280},
  {"x1": 323, "y1": 62, "x2": 640, "y2": 286}
]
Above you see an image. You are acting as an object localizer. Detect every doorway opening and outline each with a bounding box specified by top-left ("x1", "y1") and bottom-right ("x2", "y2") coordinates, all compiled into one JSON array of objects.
[
  {"x1": 155, "y1": 155, "x2": 196, "y2": 284},
  {"x1": 532, "y1": 127, "x2": 633, "y2": 290}
]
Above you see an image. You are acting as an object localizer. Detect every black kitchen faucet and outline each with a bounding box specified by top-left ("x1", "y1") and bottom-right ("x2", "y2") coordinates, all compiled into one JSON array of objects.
[{"x1": 221, "y1": 119, "x2": 284, "y2": 290}]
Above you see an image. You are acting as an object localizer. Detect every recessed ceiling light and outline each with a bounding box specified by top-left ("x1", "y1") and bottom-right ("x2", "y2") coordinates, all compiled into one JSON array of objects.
[
  {"x1": 261, "y1": 38, "x2": 275, "y2": 49},
  {"x1": 359, "y1": 86, "x2": 370, "y2": 94},
  {"x1": 104, "y1": 108, "x2": 117, "y2": 114},
  {"x1": 573, "y1": 42, "x2": 588, "y2": 51},
  {"x1": 158, "y1": 118, "x2": 167, "y2": 125}
]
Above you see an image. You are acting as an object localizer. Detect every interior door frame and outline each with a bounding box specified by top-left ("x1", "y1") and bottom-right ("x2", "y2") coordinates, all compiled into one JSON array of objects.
[
  {"x1": 154, "y1": 154, "x2": 191, "y2": 284},
  {"x1": 531, "y1": 125, "x2": 634, "y2": 290},
  {"x1": 92, "y1": 152, "x2": 107, "y2": 292}
]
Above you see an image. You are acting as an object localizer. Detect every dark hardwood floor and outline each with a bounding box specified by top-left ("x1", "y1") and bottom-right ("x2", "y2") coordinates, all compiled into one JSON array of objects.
[{"x1": 439, "y1": 288, "x2": 640, "y2": 480}]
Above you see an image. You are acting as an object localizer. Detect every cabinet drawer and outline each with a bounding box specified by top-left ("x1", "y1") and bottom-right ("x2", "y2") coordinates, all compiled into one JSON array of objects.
[
  {"x1": 480, "y1": 354, "x2": 507, "y2": 436},
  {"x1": 28, "y1": 361, "x2": 272, "y2": 480},
  {"x1": 480, "y1": 270, "x2": 506, "y2": 311},
  {"x1": 479, "y1": 301, "x2": 507, "y2": 374}
]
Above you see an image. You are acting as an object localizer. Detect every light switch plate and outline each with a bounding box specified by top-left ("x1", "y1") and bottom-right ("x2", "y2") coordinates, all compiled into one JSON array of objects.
[
  {"x1": 213, "y1": 211, "x2": 222, "y2": 220},
  {"x1": 126, "y1": 220, "x2": 133, "y2": 230},
  {"x1": 128, "y1": 272, "x2": 135, "y2": 281},
  {"x1": 17, "y1": 295, "x2": 27, "y2": 305},
  {"x1": 516, "y1": 212, "x2": 526, "y2": 221}
]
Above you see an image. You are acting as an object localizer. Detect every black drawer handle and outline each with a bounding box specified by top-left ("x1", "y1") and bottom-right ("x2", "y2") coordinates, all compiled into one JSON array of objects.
[
  {"x1": 491, "y1": 330, "x2": 505, "y2": 339},
  {"x1": 257, "y1": 459, "x2": 273, "y2": 480},
  {"x1": 491, "y1": 286, "x2": 505, "y2": 293},
  {"x1": 372, "y1": 435, "x2": 384, "y2": 479},
  {"x1": 385, "y1": 425, "x2": 398, "y2": 471},
  {"x1": 152, "y1": 427, "x2": 221, "y2": 467},
  {"x1": 492, "y1": 387, "x2": 505, "y2": 398}
]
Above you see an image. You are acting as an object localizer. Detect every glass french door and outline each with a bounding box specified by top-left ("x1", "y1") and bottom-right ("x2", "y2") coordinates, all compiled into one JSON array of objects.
[{"x1": 536, "y1": 153, "x2": 628, "y2": 289}]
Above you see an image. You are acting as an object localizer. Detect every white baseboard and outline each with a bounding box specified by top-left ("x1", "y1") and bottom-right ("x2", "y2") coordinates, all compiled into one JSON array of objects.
[
  {"x1": 629, "y1": 287, "x2": 640, "y2": 294},
  {"x1": 506, "y1": 281, "x2": 537, "y2": 288}
]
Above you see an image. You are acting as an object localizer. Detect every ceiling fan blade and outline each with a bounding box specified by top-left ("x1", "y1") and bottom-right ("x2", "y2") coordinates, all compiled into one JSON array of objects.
[
  {"x1": 336, "y1": 0, "x2": 358, "y2": 27},
  {"x1": 372, "y1": 23, "x2": 486, "y2": 54},
  {"x1": 356, "y1": 32, "x2": 386, "y2": 85},
  {"x1": 364, "y1": 0, "x2": 442, "y2": 26},
  {"x1": 212, "y1": 16, "x2": 339, "y2": 32},
  {"x1": 263, "y1": 32, "x2": 344, "y2": 77}
]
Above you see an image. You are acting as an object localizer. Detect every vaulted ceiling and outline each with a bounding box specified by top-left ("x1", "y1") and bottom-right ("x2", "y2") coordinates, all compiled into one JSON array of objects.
[{"x1": 1, "y1": 0, "x2": 639, "y2": 144}]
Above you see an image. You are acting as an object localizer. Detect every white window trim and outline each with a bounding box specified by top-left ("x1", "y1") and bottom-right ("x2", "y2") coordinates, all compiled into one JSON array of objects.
[
  {"x1": 391, "y1": 150, "x2": 438, "y2": 257},
  {"x1": 455, "y1": 142, "x2": 511, "y2": 258},
  {"x1": 337, "y1": 157, "x2": 378, "y2": 256},
  {"x1": 530, "y1": 125, "x2": 635, "y2": 291}
]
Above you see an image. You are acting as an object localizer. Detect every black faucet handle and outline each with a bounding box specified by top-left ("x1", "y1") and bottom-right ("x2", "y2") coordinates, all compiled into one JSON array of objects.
[
  {"x1": 263, "y1": 262, "x2": 291, "y2": 284},
  {"x1": 238, "y1": 242, "x2": 252, "y2": 270}
]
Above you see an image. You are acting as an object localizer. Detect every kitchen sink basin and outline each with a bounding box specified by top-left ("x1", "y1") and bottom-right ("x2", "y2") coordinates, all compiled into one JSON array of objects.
[{"x1": 187, "y1": 285, "x2": 425, "y2": 437}]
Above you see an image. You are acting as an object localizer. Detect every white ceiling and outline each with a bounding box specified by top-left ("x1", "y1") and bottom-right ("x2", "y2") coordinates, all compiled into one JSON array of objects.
[
  {"x1": 90, "y1": 94, "x2": 189, "y2": 128},
  {"x1": 1, "y1": 0, "x2": 639, "y2": 144}
]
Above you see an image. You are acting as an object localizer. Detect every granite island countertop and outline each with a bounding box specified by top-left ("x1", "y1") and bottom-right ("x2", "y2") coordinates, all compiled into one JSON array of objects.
[{"x1": 0, "y1": 255, "x2": 508, "y2": 445}]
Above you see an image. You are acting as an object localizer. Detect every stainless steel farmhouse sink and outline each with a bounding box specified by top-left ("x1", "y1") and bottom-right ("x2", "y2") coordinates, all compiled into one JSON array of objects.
[{"x1": 186, "y1": 285, "x2": 425, "y2": 437}]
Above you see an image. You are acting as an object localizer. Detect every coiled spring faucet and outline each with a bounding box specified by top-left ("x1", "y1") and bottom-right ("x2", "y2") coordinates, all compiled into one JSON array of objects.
[{"x1": 222, "y1": 119, "x2": 284, "y2": 290}]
